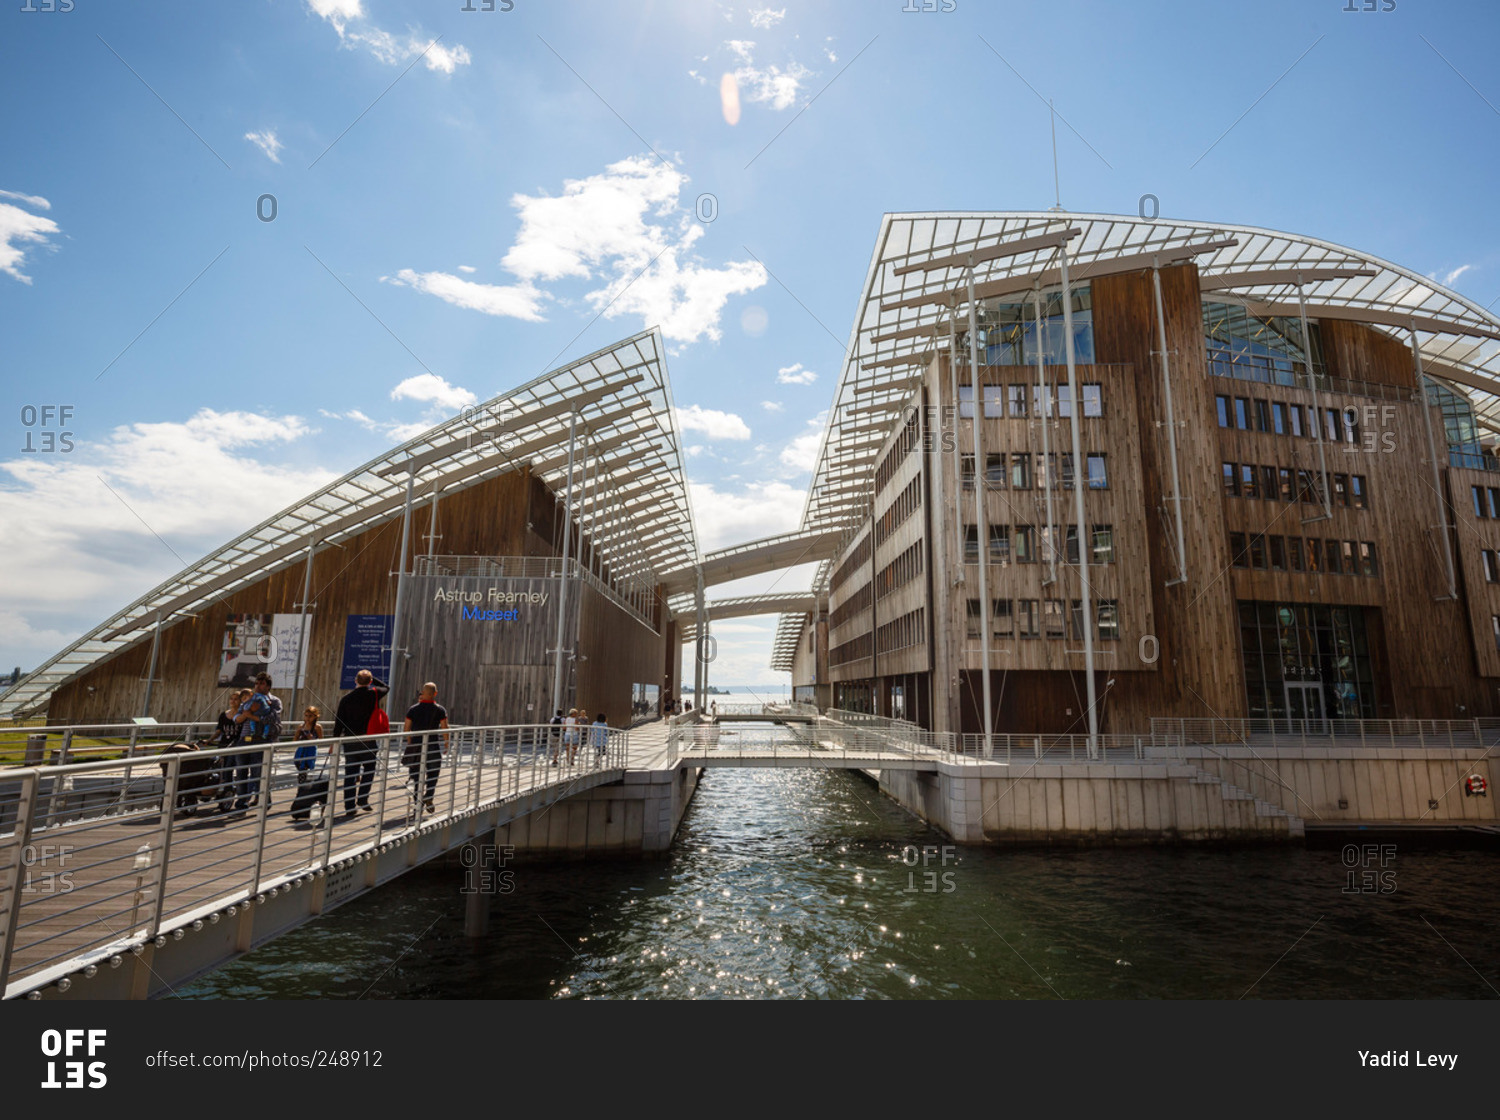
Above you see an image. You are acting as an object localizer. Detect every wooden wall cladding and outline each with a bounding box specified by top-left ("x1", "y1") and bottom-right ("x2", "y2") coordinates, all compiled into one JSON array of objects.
[
  {"x1": 1320, "y1": 319, "x2": 1416, "y2": 390},
  {"x1": 1088, "y1": 264, "x2": 1246, "y2": 730},
  {"x1": 575, "y1": 580, "x2": 667, "y2": 728},
  {"x1": 1447, "y1": 466, "x2": 1500, "y2": 682},
  {"x1": 47, "y1": 465, "x2": 658, "y2": 727}
]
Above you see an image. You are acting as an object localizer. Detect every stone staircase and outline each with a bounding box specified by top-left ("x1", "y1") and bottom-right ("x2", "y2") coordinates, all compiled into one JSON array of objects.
[{"x1": 1187, "y1": 766, "x2": 1305, "y2": 839}]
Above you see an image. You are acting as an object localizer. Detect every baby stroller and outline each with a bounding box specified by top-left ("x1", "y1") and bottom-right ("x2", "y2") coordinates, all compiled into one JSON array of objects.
[{"x1": 157, "y1": 741, "x2": 230, "y2": 816}]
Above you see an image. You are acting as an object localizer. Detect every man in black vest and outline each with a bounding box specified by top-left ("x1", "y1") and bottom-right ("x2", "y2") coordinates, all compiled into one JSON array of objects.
[{"x1": 335, "y1": 670, "x2": 388, "y2": 813}]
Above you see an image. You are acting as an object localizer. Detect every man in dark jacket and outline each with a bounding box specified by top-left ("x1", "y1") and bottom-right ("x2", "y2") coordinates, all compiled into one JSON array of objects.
[{"x1": 335, "y1": 670, "x2": 388, "y2": 813}]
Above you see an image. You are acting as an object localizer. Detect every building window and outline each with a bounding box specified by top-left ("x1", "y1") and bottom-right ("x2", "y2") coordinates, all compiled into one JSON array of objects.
[
  {"x1": 1334, "y1": 474, "x2": 1349, "y2": 507},
  {"x1": 1288, "y1": 537, "x2": 1304, "y2": 571},
  {"x1": 1044, "y1": 598, "x2": 1066, "y2": 638},
  {"x1": 1359, "y1": 541, "x2": 1377, "y2": 577},
  {"x1": 1230, "y1": 531, "x2": 1248, "y2": 568},
  {"x1": 1254, "y1": 399, "x2": 1271, "y2": 432},
  {"x1": 1056, "y1": 384, "x2": 1073, "y2": 418},
  {"x1": 1008, "y1": 384, "x2": 1028, "y2": 418},
  {"x1": 1489, "y1": 488, "x2": 1500, "y2": 519},
  {"x1": 1279, "y1": 467, "x2": 1293, "y2": 503},
  {"x1": 1298, "y1": 470, "x2": 1316, "y2": 504},
  {"x1": 1082, "y1": 384, "x2": 1102, "y2": 417},
  {"x1": 1065, "y1": 524, "x2": 1081, "y2": 565},
  {"x1": 1092, "y1": 525, "x2": 1114, "y2": 564},
  {"x1": 963, "y1": 525, "x2": 979, "y2": 562},
  {"x1": 1325, "y1": 540, "x2": 1342, "y2": 575},
  {"x1": 1216, "y1": 395, "x2": 1231, "y2": 427},
  {"x1": 1271, "y1": 402, "x2": 1287, "y2": 435},
  {"x1": 1262, "y1": 465, "x2": 1278, "y2": 501},
  {"x1": 1351, "y1": 475, "x2": 1367, "y2": 509},
  {"x1": 960, "y1": 454, "x2": 976, "y2": 490},
  {"x1": 1223, "y1": 461, "x2": 1238, "y2": 497},
  {"x1": 1249, "y1": 533, "x2": 1268, "y2": 570},
  {"x1": 1270, "y1": 535, "x2": 1287, "y2": 571},
  {"x1": 1306, "y1": 538, "x2": 1323, "y2": 573},
  {"x1": 1234, "y1": 398, "x2": 1250, "y2": 429},
  {"x1": 1011, "y1": 452, "x2": 1032, "y2": 490},
  {"x1": 957, "y1": 384, "x2": 1003, "y2": 419},
  {"x1": 985, "y1": 453, "x2": 1006, "y2": 488},
  {"x1": 1069, "y1": 599, "x2": 1084, "y2": 641},
  {"x1": 1017, "y1": 599, "x2": 1039, "y2": 638},
  {"x1": 1493, "y1": 615, "x2": 1500, "y2": 653},
  {"x1": 1289, "y1": 405, "x2": 1304, "y2": 437},
  {"x1": 1098, "y1": 599, "x2": 1120, "y2": 640},
  {"x1": 1305, "y1": 406, "x2": 1320, "y2": 439},
  {"x1": 1241, "y1": 463, "x2": 1258, "y2": 500},
  {"x1": 993, "y1": 598, "x2": 1014, "y2": 637},
  {"x1": 990, "y1": 524, "x2": 1011, "y2": 564},
  {"x1": 1015, "y1": 525, "x2": 1036, "y2": 563},
  {"x1": 1478, "y1": 486, "x2": 1489, "y2": 519},
  {"x1": 1086, "y1": 453, "x2": 1108, "y2": 489},
  {"x1": 1341, "y1": 540, "x2": 1356, "y2": 573},
  {"x1": 1484, "y1": 550, "x2": 1499, "y2": 584},
  {"x1": 1324, "y1": 408, "x2": 1342, "y2": 442},
  {"x1": 966, "y1": 599, "x2": 982, "y2": 639}
]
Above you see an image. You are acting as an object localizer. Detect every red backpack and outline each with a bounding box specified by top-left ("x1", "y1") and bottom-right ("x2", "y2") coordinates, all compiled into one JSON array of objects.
[{"x1": 367, "y1": 705, "x2": 390, "y2": 737}]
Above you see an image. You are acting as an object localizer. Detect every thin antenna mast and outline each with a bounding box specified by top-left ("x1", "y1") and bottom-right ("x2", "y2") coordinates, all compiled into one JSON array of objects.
[{"x1": 1049, "y1": 100, "x2": 1062, "y2": 211}]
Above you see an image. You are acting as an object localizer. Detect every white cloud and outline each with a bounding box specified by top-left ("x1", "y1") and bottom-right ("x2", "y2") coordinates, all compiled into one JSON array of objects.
[
  {"x1": 685, "y1": 445, "x2": 705, "y2": 458},
  {"x1": 456, "y1": 264, "x2": 476, "y2": 273},
  {"x1": 687, "y1": 69, "x2": 707, "y2": 85},
  {"x1": 1441, "y1": 264, "x2": 1473, "y2": 288},
  {"x1": 779, "y1": 412, "x2": 826, "y2": 473},
  {"x1": 688, "y1": 479, "x2": 805, "y2": 551},
  {"x1": 396, "y1": 155, "x2": 766, "y2": 344},
  {"x1": 678, "y1": 404, "x2": 751, "y2": 440},
  {"x1": 776, "y1": 362, "x2": 817, "y2": 385},
  {"x1": 307, "y1": 0, "x2": 469, "y2": 73},
  {"x1": 723, "y1": 39, "x2": 811, "y2": 110},
  {"x1": 0, "y1": 410, "x2": 335, "y2": 671},
  {"x1": 244, "y1": 129, "x2": 283, "y2": 163},
  {"x1": 749, "y1": 7, "x2": 786, "y2": 28},
  {"x1": 389, "y1": 372, "x2": 477, "y2": 412},
  {"x1": 383, "y1": 268, "x2": 547, "y2": 321},
  {"x1": 0, "y1": 191, "x2": 60, "y2": 284},
  {"x1": 762, "y1": 400, "x2": 784, "y2": 412}
]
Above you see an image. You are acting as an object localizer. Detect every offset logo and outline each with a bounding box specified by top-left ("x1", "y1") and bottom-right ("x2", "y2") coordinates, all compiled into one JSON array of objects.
[{"x1": 40, "y1": 1029, "x2": 107, "y2": 1089}]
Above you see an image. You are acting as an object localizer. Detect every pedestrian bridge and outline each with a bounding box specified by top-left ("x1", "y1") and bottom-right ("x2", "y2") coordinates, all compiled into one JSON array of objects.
[{"x1": 0, "y1": 711, "x2": 944, "y2": 1001}]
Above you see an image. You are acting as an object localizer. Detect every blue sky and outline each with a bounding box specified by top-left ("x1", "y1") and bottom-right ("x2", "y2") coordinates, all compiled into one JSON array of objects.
[{"x1": 3, "y1": 0, "x2": 1499, "y2": 686}]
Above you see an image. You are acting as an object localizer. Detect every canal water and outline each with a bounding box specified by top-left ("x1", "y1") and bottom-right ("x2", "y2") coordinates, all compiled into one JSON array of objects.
[{"x1": 176, "y1": 725, "x2": 1500, "y2": 1000}]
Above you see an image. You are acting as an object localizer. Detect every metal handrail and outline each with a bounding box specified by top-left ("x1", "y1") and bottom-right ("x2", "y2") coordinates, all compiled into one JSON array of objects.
[
  {"x1": 0, "y1": 721, "x2": 630, "y2": 996},
  {"x1": 1150, "y1": 716, "x2": 1487, "y2": 751}
]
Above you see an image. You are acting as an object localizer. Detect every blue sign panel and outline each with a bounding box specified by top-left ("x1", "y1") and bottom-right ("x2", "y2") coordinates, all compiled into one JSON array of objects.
[{"x1": 339, "y1": 614, "x2": 393, "y2": 689}]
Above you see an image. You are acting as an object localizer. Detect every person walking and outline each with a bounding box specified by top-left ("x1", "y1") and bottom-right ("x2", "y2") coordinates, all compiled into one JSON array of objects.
[
  {"x1": 591, "y1": 711, "x2": 609, "y2": 762},
  {"x1": 562, "y1": 707, "x2": 580, "y2": 765},
  {"x1": 230, "y1": 673, "x2": 279, "y2": 812},
  {"x1": 549, "y1": 708, "x2": 564, "y2": 766},
  {"x1": 211, "y1": 688, "x2": 249, "y2": 812},
  {"x1": 293, "y1": 706, "x2": 323, "y2": 781},
  {"x1": 334, "y1": 670, "x2": 388, "y2": 814},
  {"x1": 403, "y1": 682, "x2": 449, "y2": 813}
]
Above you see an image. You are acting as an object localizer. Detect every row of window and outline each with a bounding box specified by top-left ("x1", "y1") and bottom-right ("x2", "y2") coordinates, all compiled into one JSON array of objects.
[
  {"x1": 876, "y1": 541, "x2": 924, "y2": 602},
  {"x1": 959, "y1": 451, "x2": 1110, "y2": 490},
  {"x1": 1221, "y1": 463, "x2": 1370, "y2": 508},
  {"x1": 829, "y1": 582, "x2": 872, "y2": 632},
  {"x1": 830, "y1": 533, "x2": 872, "y2": 596},
  {"x1": 963, "y1": 523, "x2": 1115, "y2": 566},
  {"x1": 958, "y1": 382, "x2": 1105, "y2": 420},
  {"x1": 965, "y1": 597, "x2": 1121, "y2": 641},
  {"x1": 876, "y1": 608, "x2": 925, "y2": 655},
  {"x1": 1471, "y1": 486, "x2": 1500, "y2": 520},
  {"x1": 874, "y1": 476, "x2": 922, "y2": 546},
  {"x1": 874, "y1": 409, "x2": 922, "y2": 493},
  {"x1": 830, "y1": 631, "x2": 873, "y2": 668},
  {"x1": 1229, "y1": 532, "x2": 1379, "y2": 576},
  {"x1": 1215, "y1": 393, "x2": 1365, "y2": 443}
]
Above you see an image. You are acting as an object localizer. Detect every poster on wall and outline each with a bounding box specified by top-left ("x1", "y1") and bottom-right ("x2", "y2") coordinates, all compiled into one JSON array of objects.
[
  {"x1": 217, "y1": 613, "x2": 312, "y2": 690},
  {"x1": 340, "y1": 615, "x2": 393, "y2": 689}
]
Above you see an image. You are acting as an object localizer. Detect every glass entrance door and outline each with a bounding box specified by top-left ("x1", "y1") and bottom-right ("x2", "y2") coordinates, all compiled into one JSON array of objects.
[{"x1": 1285, "y1": 682, "x2": 1326, "y2": 734}]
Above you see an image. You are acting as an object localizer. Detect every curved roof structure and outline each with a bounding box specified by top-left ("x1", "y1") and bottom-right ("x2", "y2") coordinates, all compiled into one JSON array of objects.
[
  {"x1": 4, "y1": 329, "x2": 699, "y2": 718},
  {"x1": 772, "y1": 210, "x2": 1500, "y2": 659}
]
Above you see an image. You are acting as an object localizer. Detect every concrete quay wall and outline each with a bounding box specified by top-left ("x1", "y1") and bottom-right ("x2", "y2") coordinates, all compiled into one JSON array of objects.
[
  {"x1": 875, "y1": 762, "x2": 1299, "y2": 845},
  {"x1": 1184, "y1": 748, "x2": 1496, "y2": 825},
  {"x1": 491, "y1": 765, "x2": 701, "y2": 859}
]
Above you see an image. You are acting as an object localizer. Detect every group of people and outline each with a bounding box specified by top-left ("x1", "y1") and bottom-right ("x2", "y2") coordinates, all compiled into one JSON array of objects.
[
  {"x1": 547, "y1": 707, "x2": 611, "y2": 765},
  {"x1": 203, "y1": 669, "x2": 449, "y2": 817}
]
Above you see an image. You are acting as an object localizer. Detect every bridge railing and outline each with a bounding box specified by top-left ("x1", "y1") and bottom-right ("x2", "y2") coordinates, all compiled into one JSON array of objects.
[
  {"x1": 945, "y1": 733, "x2": 1180, "y2": 763},
  {"x1": 0, "y1": 722, "x2": 629, "y2": 998},
  {"x1": 1150, "y1": 717, "x2": 1487, "y2": 752},
  {"x1": 0, "y1": 721, "x2": 222, "y2": 767}
]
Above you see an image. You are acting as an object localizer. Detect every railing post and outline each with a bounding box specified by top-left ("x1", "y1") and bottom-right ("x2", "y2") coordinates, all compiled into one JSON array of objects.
[
  {"x1": 59, "y1": 729, "x2": 73, "y2": 767},
  {"x1": 323, "y1": 739, "x2": 345, "y2": 866},
  {"x1": 147, "y1": 757, "x2": 181, "y2": 939},
  {"x1": 245, "y1": 745, "x2": 274, "y2": 900},
  {"x1": 1418, "y1": 722, "x2": 1426, "y2": 750},
  {"x1": 0, "y1": 772, "x2": 40, "y2": 992}
]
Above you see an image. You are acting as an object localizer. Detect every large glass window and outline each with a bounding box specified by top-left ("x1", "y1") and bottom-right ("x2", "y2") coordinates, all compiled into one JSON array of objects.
[
  {"x1": 956, "y1": 384, "x2": 1004, "y2": 419},
  {"x1": 1237, "y1": 601, "x2": 1377, "y2": 721},
  {"x1": 979, "y1": 285, "x2": 1094, "y2": 366},
  {"x1": 1014, "y1": 525, "x2": 1036, "y2": 563},
  {"x1": 1011, "y1": 453, "x2": 1032, "y2": 490},
  {"x1": 1007, "y1": 385, "x2": 1028, "y2": 418},
  {"x1": 1086, "y1": 454, "x2": 1108, "y2": 489},
  {"x1": 1082, "y1": 384, "x2": 1102, "y2": 417},
  {"x1": 1092, "y1": 524, "x2": 1115, "y2": 564},
  {"x1": 1203, "y1": 301, "x2": 1326, "y2": 388}
]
